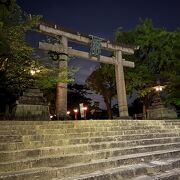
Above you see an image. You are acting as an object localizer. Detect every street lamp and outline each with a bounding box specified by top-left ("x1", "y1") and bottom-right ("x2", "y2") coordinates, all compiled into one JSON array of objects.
[
  {"x1": 83, "y1": 107, "x2": 87, "y2": 120},
  {"x1": 66, "y1": 111, "x2": 70, "y2": 120},
  {"x1": 153, "y1": 84, "x2": 165, "y2": 101},
  {"x1": 73, "y1": 109, "x2": 78, "y2": 120},
  {"x1": 154, "y1": 85, "x2": 163, "y2": 92},
  {"x1": 153, "y1": 84, "x2": 165, "y2": 98},
  {"x1": 30, "y1": 69, "x2": 40, "y2": 76},
  {"x1": 152, "y1": 84, "x2": 165, "y2": 119}
]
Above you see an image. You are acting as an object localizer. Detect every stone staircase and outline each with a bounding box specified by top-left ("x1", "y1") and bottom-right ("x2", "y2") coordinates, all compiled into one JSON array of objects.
[{"x1": 0, "y1": 120, "x2": 180, "y2": 180}]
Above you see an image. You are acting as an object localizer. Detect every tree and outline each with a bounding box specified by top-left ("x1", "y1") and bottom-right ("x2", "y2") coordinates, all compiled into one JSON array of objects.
[
  {"x1": 165, "y1": 30, "x2": 180, "y2": 109},
  {"x1": 0, "y1": 1, "x2": 42, "y2": 114},
  {"x1": 116, "y1": 19, "x2": 180, "y2": 114},
  {"x1": 0, "y1": 0, "x2": 15, "y2": 59},
  {"x1": 86, "y1": 64, "x2": 116, "y2": 119},
  {"x1": 0, "y1": 1, "x2": 75, "y2": 118},
  {"x1": 67, "y1": 83, "x2": 92, "y2": 119}
]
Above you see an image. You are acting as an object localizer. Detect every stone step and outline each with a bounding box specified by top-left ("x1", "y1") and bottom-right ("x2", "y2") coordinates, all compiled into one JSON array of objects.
[
  {"x1": 0, "y1": 122, "x2": 174, "y2": 130},
  {"x1": 0, "y1": 124, "x2": 179, "y2": 139},
  {"x1": 1, "y1": 132, "x2": 180, "y2": 151},
  {"x1": 38, "y1": 128, "x2": 180, "y2": 136},
  {"x1": 43, "y1": 149, "x2": 180, "y2": 179},
  {"x1": 1, "y1": 149, "x2": 180, "y2": 180},
  {"x1": 38, "y1": 124, "x2": 180, "y2": 133},
  {"x1": 20, "y1": 129, "x2": 180, "y2": 142},
  {"x1": 38, "y1": 121, "x2": 180, "y2": 126},
  {"x1": 0, "y1": 120, "x2": 180, "y2": 179},
  {"x1": 0, "y1": 129, "x2": 38, "y2": 135},
  {"x1": 4, "y1": 120, "x2": 179, "y2": 126},
  {"x1": 1, "y1": 142, "x2": 180, "y2": 172},
  {"x1": 0, "y1": 124, "x2": 179, "y2": 137},
  {"x1": 2, "y1": 132, "x2": 180, "y2": 160},
  {"x1": 149, "y1": 168, "x2": 180, "y2": 180},
  {"x1": 132, "y1": 168, "x2": 180, "y2": 180},
  {"x1": 0, "y1": 167, "x2": 56, "y2": 180},
  {"x1": 0, "y1": 131, "x2": 18, "y2": 135},
  {"x1": 0, "y1": 135, "x2": 22, "y2": 142},
  {"x1": 37, "y1": 124, "x2": 179, "y2": 129},
  {"x1": 37, "y1": 125, "x2": 162, "y2": 134},
  {"x1": 0, "y1": 120, "x2": 177, "y2": 128},
  {"x1": 0, "y1": 120, "x2": 162, "y2": 125},
  {"x1": 0, "y1": 122, "x2": 180, "y2": 136},
  {"x1": 164, "y1": 120, "x2": 180, "y2": 123},
  {"x1": 1, "y1": 136, "x2": 180, "y2": 162},
  {"x1": 0, "y1": 121, "x2": 135, "y2": 128},
  {"x1": 56, "y1": 157, "x2": 180, "y2": 180},
  {"x1": 0, "y1": 126, "x2": 158, "y2": 135}
]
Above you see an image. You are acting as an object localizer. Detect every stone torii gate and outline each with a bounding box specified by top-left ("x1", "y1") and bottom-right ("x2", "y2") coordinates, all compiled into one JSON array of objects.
[{"x1": 39, "y1": 22, "x2": 135, "y2": 119}]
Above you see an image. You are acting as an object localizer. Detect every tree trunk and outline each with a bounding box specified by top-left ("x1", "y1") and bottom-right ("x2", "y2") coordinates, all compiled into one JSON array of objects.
[
  {"x1": 104, "y1": 96, "x2": 113, "y2": 119},
  {"x1": 143, "y1": 95, "x2": 151, "y2": 119},
  {"x1": 142, "y1": 104, "x2": 146, "y2": 119}
]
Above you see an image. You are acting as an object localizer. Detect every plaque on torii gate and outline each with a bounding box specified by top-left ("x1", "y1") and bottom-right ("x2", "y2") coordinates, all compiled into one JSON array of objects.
[{"x1": 39, "y1": 22, "x2": 135, "y2": 119}]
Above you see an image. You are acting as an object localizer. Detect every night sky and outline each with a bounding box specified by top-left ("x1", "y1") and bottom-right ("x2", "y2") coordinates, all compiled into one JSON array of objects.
[{"x1": 17, "y1": 0, "x2": 180, "y2": 108}]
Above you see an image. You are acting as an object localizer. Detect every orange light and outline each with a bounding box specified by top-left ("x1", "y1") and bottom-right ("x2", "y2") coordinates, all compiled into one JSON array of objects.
[
  {"x1": 154, "y1": 85, "x2": 164, "y2": 92},
  {"x1": 83, "y1": 107, "x2": 87, "y2": 111},
  {"x1": 73, "y1": 109, "x2": 78, "y2": 113}
]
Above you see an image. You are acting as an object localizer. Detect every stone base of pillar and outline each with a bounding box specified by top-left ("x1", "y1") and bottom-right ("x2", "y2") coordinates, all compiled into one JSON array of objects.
[
  {"x1": 114, "y1": 116, "x2": 132, "y2": 120},
  {"x1": 56, "y1": 113, "x2": 67, "y2": 120},
  {"x1": 147, "y1": 105, "x2": 177, "y2": 120}
]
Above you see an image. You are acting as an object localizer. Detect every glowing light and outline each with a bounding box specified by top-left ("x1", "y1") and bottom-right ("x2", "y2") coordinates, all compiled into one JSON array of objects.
[
  {"x1": 83, "y1": 107, "x2": 87, "y2": 111},
  {"x1": 30, "y1": 70, "x2": 36, "y2": 75},
  {"x1": 30, "y1": 69, "x2": 40, "y2": 75},
  {"x1": 153, "y1": 85, "x2": 164, "y2": 92},
  {"x1": 36, "y1": 69, "x2": 40, "y2": 73}
]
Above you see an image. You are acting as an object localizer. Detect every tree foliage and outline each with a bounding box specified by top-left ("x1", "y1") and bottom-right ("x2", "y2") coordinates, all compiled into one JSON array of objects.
[
  {"x1": 0, "y1": 0, "x2": 76, "y2": 117},
  {"x1": 86, "y1": 64, "x2": 116, "y2": 119},
  {"x1": 0, "y1": 1, "x2": 42, "y2": 112},
  {"x1": 0, "y1": 1, "x2": 73, "y2": 114},
  {"x1": 87, "y1": 19, "x2": 180, "y2": 118},
  {"x1": 116, "y1": 19, "x2": 180, "y2": 110},
  {"x1": 67, "y1": 83, "x2": 92, "y2": 111},
  {"x1": 0, "y1": 0, "x2": 15, "y2": 56}
]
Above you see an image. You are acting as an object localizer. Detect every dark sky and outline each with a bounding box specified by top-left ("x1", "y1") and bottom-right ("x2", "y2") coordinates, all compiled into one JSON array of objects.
[
  {"x1": 17, "y1": 0, "x2": 180, "y2": 107},
  {"x1": 17, "y1": 0, "x2": 180, "y2": 80},
  {"x1": 17, "y1": 0, "x2": 180, "y2": 36}
]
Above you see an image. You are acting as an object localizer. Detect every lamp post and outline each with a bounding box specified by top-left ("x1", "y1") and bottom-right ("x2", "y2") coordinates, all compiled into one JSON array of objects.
[
  {"x1": 66, "y1": 111, "x2": 70, "y2": 120},
  {"x1": 153, "y1": 84, "x2": 165, "y2": 119},
  {"x1": 73, "y1": 109, "x2": 78, "y2": 120},
  {"x1": 153, "y1": 84, "x2": 165, "y2": 100},
  {"x1": 83, "y1": 107, "x2": 87, "y2": 120}
]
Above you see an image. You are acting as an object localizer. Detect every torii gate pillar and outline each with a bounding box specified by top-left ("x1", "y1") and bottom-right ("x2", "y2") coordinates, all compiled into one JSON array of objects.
[
  {"x1": 115, "y1": 50, "x2": 128, "y2": 117},
  {"x1": 56, "y1": 36, "x2": 68, "y2": 119}
]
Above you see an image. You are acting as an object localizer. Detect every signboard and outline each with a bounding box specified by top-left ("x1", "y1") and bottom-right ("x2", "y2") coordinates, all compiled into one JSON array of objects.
[
  {"x1": 89, "y1": 35, "x2": 102, "y2": 58},
  {"x1": 79, "y1": 103, "x2": 85, "y2": 118}
]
